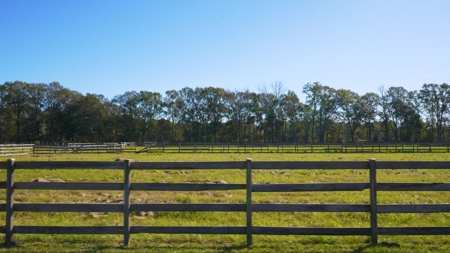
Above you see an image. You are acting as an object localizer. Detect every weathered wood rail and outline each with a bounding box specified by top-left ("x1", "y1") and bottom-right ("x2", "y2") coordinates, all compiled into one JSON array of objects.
[
  {"x1": 139, "y1": 142, "x2": 450, "y2": 153},
  {"x1": 1, "y1": 159, "x2": 450, "y2": 246},
  {"x1": 33, "y1": 143, "x2": 122, "y2": 154},
  {"x1": 18, "y1": 142, "x2": 450, "y2": 154},
  {"x1": 0, "y1": 144, "x2": 34, "y2": 156}
]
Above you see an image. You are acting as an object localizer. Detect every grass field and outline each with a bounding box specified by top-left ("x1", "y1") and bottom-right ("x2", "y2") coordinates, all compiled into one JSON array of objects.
[{"x1": 1, "y1": 152, "x2": 450, "y2": 252}]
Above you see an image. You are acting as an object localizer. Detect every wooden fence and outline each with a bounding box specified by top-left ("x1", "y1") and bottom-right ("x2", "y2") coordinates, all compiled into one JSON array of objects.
[
  {"x1": 138, "y1": 142, "x2": 450, "y2": 153},
  {"x1": 1, "y1": 159, "x2": 450, "y2": 246},
  {"x1": 21, "y1": 142, "x2": 450, "y2": 154},
  {"x1": 33, "y1": 143, "x2": 122, "y2": 154},
  {"x1": 0, "y1": 144, "x2": 34, "y2": 156}
]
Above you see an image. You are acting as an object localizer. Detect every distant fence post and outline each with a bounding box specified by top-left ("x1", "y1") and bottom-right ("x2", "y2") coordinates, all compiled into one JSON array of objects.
[
  {"x1": 246, "y1": 158, "x2": 253, "y2": 246},
  {"x1": 6, "y1": 158, "x2": 16, "y2": 245},
  {"x1": 123, "y1": 159, "x2": 132, "y2": 246},
  {"x1": 369, "y1": 158, "x2": 378, "y2": 245}
]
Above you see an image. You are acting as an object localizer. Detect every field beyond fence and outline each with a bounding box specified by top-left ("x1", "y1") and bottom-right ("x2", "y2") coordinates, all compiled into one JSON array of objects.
[{"x1": 1, "y1": 158, "x2": 450, "y2": 249}]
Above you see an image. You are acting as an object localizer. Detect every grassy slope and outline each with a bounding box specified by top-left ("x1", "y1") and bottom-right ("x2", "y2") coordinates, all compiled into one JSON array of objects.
[{"x1": 1, "y1": 152, "x2": 450, "y2": 252}]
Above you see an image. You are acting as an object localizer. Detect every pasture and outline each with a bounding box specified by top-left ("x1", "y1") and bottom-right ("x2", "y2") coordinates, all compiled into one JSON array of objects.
[{"x1": 1, "y1": 152, "x2": 450, "y2": 252}]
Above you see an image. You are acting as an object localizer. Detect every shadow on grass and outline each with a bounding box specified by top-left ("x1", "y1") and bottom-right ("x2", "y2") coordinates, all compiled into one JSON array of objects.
[
  {"x1": 116, "y1": 244, "x2": 250, "y2": 252},
  {"x1": 0, "y1": 236, "x2": 402, "y2": 253},
  {"x1": 0, "y1": 237, "x2": 118, "y2": 253},
  {"x1": 352, "y1": 242, "x2": 400, "y2": 253}
]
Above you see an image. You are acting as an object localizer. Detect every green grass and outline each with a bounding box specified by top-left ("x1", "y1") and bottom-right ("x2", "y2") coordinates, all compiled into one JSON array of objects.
[{"x1": 1, "y1": 153, "x2": 450, "y2": 252}]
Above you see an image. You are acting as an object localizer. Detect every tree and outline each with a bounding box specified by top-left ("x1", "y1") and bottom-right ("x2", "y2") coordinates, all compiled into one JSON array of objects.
[
  {"x1": 112, "y1": 91, "x2": 140, "y2": 141},
  {"x1": 22, "y1": 83, "x2": 47, "y2": 142},
  {"x1": 137, "y1": 91, "x2": 163, "y2": 142},
  {"x1": 257, "y1": 82, "x2": 286, "y2": 143},
  {"x1": 202, "y1": 87, "x2": 226, "y2": 143},
  {"x1": 43, "y1": 82, "x2": 83, "y2": 143},
  {"x1": 400, "y1": 91, "x2": 423, "y2": 142},
  {"x1": 387, "y1": 86, "x2": 410, "y2": 142},
  {"x1": 178, "y1": 87, "x2": 204, "y2": 142},
  {"x1": 303, "y1": 82, "x2": 339, "y2": 143},
  {"x1": 419, "y1": 83, "x2": 450, "y2": 142},
  {"x1": 337, "y1": 89, "x2": 364, "y2": 142},
  {"x1": 280, "y1": 90, "x2": 302, "y2": 142},
  {"x1": 361, "y1": 92, "x2": 380, "y2": 141},
  {"x1": 0, "y1": 84, "x2": 11, "y2": 142},
  {"x1": 74, "y1": 93, "x2": 109, "y2": 142},
  {"x1": 378, "y1": 86, "x2": 391, "y2": 141},
  {"x1": 163, "y1": 90, "x2": 184, "y2": 142}
]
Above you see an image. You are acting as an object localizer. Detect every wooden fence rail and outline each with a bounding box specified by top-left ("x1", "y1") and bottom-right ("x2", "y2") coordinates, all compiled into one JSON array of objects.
[
  {"x1": 0, "y1": 144, "x2": 34, "y2": 156},
  {"x1": 136, "y1": 142, "x2": 450, "y2": 154},
  {"x1": 14, "y1": 142, "x2": 450, "y2": 154},
  {"x1": 1, "y1": 159, "x2": 450, "y2": 246}
]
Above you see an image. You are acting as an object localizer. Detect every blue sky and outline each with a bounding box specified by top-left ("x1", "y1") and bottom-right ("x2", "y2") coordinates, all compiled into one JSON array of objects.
[{"x1": 1, "y1": 0, "x2": 449, "y2": 100}]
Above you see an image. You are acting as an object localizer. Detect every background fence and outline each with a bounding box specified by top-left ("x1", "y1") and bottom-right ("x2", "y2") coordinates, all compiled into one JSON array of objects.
[
  {"x1": 138, "y1": 142, "x2": 450, "y2": 154},
  {"x1": 32, "y1": 143, "x2": 122, "y2": 154},
  {"x1": 23, "y1": 142, "x2": 450, "y2": 154},
  {"x1": 0, "y1": 144, "x2": 34, "y2": 156},
  {"x1": 1, "y1": 159, "x2": 450, "y2": 246}
]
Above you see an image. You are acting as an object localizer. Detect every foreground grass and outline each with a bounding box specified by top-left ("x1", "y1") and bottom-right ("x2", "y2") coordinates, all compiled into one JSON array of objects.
[{"x1": 0, "y1": 152, "x2": 450, "y2": 252}]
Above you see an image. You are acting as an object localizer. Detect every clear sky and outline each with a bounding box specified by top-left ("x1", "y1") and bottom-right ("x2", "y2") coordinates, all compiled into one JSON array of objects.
[{"x1": 1, "y1": 0, "x2": 449, "y2": 100}]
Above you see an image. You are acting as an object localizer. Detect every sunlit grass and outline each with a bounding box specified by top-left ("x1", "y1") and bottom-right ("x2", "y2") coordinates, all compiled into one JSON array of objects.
[{"x1": 0, "y1": 152, "x2": 450, "y2": 252}]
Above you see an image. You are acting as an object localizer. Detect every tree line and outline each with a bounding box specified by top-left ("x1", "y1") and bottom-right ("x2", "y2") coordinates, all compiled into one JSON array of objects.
[{"x1": 1, "y1": 81, "x2": 449, "y2": 144}]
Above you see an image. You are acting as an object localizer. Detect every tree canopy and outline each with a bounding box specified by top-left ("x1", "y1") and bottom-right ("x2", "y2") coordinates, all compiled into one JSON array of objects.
[{"x1": 1, "y1": 80, "x2": 449, "y2": 144}]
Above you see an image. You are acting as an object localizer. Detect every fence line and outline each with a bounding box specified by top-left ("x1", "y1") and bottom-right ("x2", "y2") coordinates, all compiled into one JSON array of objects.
[
  {"x1": 133, "y1": 142, "x2": 450, "y2": 154},
  {"x1": 0, "y1": 142, "x2": 446, "y2": 154},
  {"x1": 1, "y1": 159, "x2": 450, "y2": 246},
  {"x1": 0, "y1": 144, "x2": 33, "y2": 156}
]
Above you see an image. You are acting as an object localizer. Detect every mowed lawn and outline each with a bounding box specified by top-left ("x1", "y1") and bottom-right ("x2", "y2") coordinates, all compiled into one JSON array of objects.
[{"x1": 1, "y1": 152, "x2": 450, "y2": 252}]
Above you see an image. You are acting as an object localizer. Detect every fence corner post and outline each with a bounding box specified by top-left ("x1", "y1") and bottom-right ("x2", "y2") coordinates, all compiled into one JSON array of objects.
[
  {"x1": 123, "y1": 159, "x2": 132, "y2": 246},
  {"x1": 6, "y1": 158, "x2": 16, "y2": 246},
  {"x1": 246, "y1": 158, "x2": 253, "y2": 246},
  {"x1": 369, "y1": 158, "x2": 378, "y2": 245}
]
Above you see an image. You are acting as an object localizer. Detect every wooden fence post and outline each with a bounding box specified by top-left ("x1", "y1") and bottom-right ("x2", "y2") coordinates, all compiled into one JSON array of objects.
[
  {"x1": 123, "y1": 159, "x2": 132, "y2": 246},
  {"x1": 369, "y1": 158, "x2": 378, "y2": 245},
  {"x1": 6, "y1": 158, "x2": 16, "y2": 245},
  {"x1": 246, "y1": 158, "x2": 253, "y2": 246}
]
